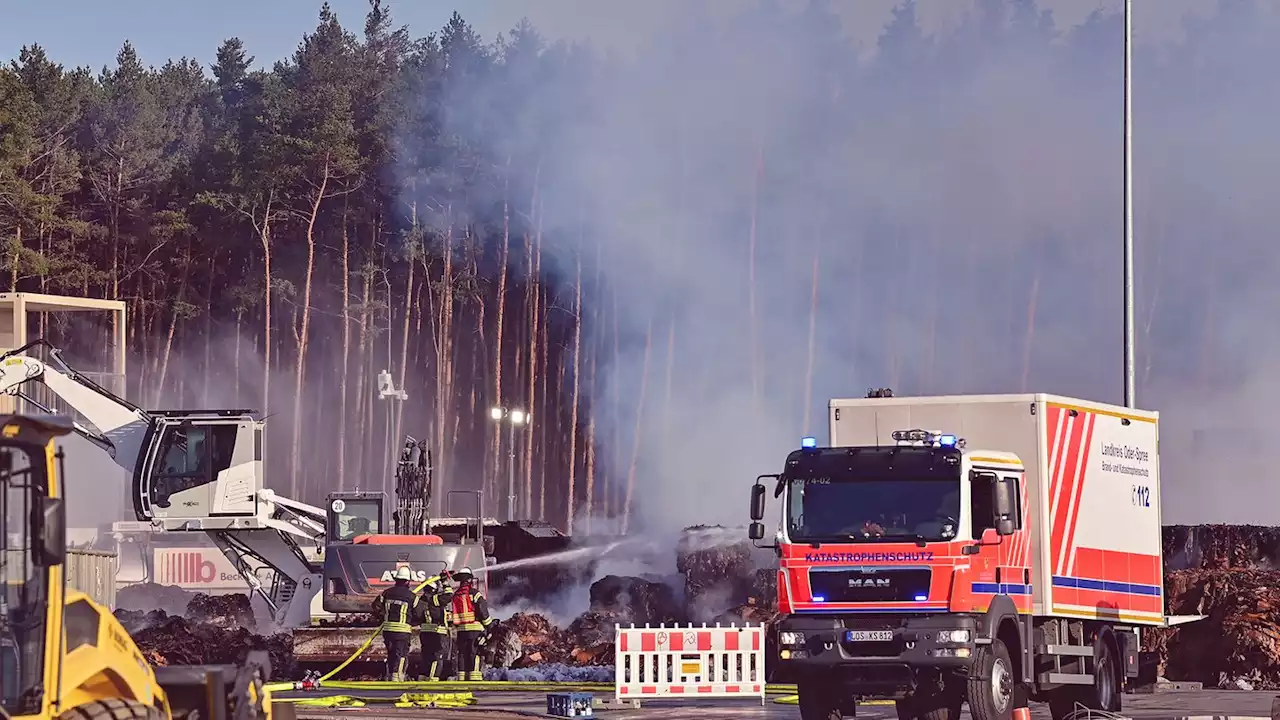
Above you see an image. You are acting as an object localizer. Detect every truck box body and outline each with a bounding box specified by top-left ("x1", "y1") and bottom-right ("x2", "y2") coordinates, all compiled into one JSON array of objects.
[{"x1": 826, "y1": 393, "x2": 1162, "y2": 625}]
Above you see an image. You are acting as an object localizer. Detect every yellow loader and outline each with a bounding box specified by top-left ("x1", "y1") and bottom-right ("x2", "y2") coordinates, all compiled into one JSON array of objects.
[{"x1": 0, "y1": 413, "x2": 289, "y2": 720}]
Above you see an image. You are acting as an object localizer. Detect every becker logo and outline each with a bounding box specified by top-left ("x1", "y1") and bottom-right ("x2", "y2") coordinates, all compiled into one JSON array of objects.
[
  {"x1": 166, "y1": 552, "x2": 218, "y2": 583},
  {"x1": 848, "y1": 577, "x2": 891, "y2": 588}
]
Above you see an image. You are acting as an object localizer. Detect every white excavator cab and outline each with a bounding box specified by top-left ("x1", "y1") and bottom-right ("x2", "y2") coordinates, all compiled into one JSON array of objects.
[{"x1": 134, "y1": 411, "x2": 264, "y2": 523}]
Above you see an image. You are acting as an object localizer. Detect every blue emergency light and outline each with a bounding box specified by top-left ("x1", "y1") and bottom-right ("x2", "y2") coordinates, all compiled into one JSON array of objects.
[
  {"x1": 801, "y1": 436, "x2": 818, "y2": 449},
  {"x1": 812, "y1": 595, "x2": 826, "y2": 602},
  {"x1": 938, "y1": 435, "x2": 958, "y2": 447}
]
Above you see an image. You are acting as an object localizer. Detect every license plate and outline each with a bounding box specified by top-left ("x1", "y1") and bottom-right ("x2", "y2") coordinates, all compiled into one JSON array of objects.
[{"x1": 846, "y1": 630, "x2": 893, "y2": 642}]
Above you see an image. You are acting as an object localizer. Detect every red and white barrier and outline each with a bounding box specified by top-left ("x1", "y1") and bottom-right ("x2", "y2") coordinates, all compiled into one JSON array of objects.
[{"x1": 614, "y1": 623, "x2": 766, "y2": 706}]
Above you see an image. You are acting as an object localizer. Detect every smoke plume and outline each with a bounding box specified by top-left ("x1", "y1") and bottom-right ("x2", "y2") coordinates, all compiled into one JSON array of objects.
[{"x1": 414, "y1": 0, "x2": 1280, "y2": 529}]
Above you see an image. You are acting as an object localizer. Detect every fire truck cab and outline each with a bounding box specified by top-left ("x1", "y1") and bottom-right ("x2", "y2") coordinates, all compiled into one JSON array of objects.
[{"x1": 749, "y1": 393, "x2": 1187, "y2": 720}]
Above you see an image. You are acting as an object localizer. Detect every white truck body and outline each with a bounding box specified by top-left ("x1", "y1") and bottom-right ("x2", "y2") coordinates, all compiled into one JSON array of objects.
[{"x1": 827, "y1": 393, "x2": 1164, "y2": 625}]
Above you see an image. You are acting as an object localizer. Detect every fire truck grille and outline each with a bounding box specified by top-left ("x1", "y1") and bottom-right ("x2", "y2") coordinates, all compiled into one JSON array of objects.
[{"x1": 808, "y1": 567, "x2": 932, "y2": 603}]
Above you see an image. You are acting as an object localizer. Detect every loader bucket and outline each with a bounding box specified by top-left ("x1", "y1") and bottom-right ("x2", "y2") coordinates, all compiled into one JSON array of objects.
[{"x1": 290, "y1": 627, "x2": 421, "y2": 664}]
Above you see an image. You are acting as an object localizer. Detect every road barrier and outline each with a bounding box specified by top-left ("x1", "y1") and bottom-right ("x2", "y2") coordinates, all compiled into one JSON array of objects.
[{"x1": 614, "y1": 623, "x2": 766, "y2": 706}]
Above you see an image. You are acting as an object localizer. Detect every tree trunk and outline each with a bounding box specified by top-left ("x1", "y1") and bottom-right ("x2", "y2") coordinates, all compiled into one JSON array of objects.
[
  {"x1": 621, "y1": 318, "x2": 654, "y2": 535},
  {"x1": 492, "y1": 160, "x2": 511, "y2": 501},
  {"x1": 203, "y1": 256, "x2": 215, "y2": 407},
  {"x1": 155, "y1": 246, "x2": 192, "y2": 406},
  {"x1": 10, "y1": 224, "x2": 20, "y2": 291},
  {"x1": 565, "y1": 252, "x2": 586, "y2": 532},
  {"x1": 353, "y1": 262, "x2": 373, "y2": 484},
  {"x1": 537, "y1": 281, "x2": 550, "y2": 521},
  {"x1": 610, "y1": 284, "x2": 621, "y2": 516},
  {"x1": 583, "y1": 237, "x2": 603, "y2": 529},
  {"x1": 522, "y1": 226, "x2": 542, "y2": 519},
  {"x1": 291, "y1": 168, "x2": 329, "y2": 496},
  {"x1": 233, "y1": 309, "x2": 243, "y2": 401},
  {"x1": 432, "y1": 217, "x2": 456, "y2": 494},
  {"x1": 395, "y1": 206, "x2": 417, "y2": 464},
  {"x1": 260, "y1": 192, "x2": 275, "y2": 415},
  {"x1": 338, "y1": 204, "x2": 352, "y2": 488}
]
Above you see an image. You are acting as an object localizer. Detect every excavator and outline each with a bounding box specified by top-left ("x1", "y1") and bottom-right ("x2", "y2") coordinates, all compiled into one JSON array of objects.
[
  {"x1": 1, "y1": 412, "x2": 282, "y2": 720},
  {"x1": 0, "y1": 339, "x2": 571, "y2": 665}
]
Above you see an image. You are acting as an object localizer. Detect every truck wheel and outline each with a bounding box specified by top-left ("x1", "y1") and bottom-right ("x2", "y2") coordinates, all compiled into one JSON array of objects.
[
  {"x1": 797, "y1": 680, "x2": 845, "y2": 720},
  {"x1": 1048, "y1": 634, "x2": 1123, "y2": 719},
  {"x1": 966, "y1": 638, "x2": 1015, "y2": 720},
  {"x1": 60, "y1": 699, "x2": 166, "y2": 720}
]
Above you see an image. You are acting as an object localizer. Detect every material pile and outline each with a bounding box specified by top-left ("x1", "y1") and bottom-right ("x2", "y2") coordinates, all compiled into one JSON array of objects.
[
  {"x1": 184, "y1": 592, "x2": 257, "y2": 631},
  {"x1": 488, "y1": 575, "x2": 684, "y2": 668},
  {"x1": 715, "y1": 568, "x2": 779, "y2": 626},
  {"x1": 677, "y1": 526, "x2": 755, "y2": 621},
  {"x1": 116, "y1": 582, "x2": 197, "y2": 617},
  {"x1": 114, "y1": 588, "x2": 294, "y2": 676},
  {"x1": 1144, "y1": 525, "x2": 1280, "y2": 689}
]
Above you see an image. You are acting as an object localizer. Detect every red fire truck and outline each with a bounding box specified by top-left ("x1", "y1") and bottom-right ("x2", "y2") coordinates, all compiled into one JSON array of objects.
[{"x1": 748, "y1": 393, "x2": 1195, "y2": 720}]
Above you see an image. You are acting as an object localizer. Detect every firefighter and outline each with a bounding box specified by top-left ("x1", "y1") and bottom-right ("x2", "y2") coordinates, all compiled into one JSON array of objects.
[
  {"x1": 371, "y1": 566, "x2": 418, "y2": 681},
  {"x1": 417, "y1": 573, "x2": 454, "y2": 681},
  {"x1": 449, "y1": 566, "x2": 492, "y2": 681}
]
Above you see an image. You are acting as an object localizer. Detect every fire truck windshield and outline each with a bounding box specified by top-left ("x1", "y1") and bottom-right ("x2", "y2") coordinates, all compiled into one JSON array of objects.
[{"x1": 787, "y1": 475, "x2": 960, "y2": 543}]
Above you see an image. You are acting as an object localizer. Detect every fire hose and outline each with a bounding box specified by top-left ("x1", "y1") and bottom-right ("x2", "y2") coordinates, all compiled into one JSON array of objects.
[
  {"x1": 274, "y1": 692, "x2": 476, "y2": 708},
  {"x1": 267, "y1": 573, "x2": 455, "y2": 692}
]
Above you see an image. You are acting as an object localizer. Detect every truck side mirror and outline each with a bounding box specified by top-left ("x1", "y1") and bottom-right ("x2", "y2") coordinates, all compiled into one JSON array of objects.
[
  {"x1": 748, "y1": 522, "x2": 766, "y2": 540},
  {"x1": 34, "y1": 497, "x2": 66, "y2": 567},
  {"x1": 994, "y1": 477, "x2": 1017, "y2": 536},
  {"x1": 750, "y1": 484, "x2": 767, "y2": 521}
]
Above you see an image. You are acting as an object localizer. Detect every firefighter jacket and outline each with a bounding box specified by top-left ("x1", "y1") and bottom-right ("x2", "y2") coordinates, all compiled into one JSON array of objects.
[
  {"x1": 373, "y1": 582, "x2": 418, "y2": 634},
  {"x1": 419, "y1": 587, "x2": 453, "y2": 635},
  {"x1": 450, "y1": 583, "x2": 491, "y2": 632}
]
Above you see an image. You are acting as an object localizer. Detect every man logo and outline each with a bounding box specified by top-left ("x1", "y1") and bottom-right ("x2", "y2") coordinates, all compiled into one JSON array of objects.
[{"x1": 848, "y1": 577, "x2": 891, "y2": 588}]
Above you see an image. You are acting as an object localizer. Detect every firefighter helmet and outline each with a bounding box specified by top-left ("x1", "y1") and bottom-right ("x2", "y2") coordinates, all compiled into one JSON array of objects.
[
  {"x1": 454, "y1": 567, "x2": 474, "y2": 582},
  {"x1": 393, "y1": 566, "x2": 413, "y2": 581}
]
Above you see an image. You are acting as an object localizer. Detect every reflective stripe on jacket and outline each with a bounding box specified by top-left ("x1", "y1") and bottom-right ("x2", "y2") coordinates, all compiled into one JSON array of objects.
[
  {"x1": 450, "y1": 586, "x2": 486, "y2": 631},
  {"x1": 378, "y1": 583, "x2": 418, "y2": 634},
  {"x1": 420, "y1": 591, "x2": 450, "y2": 634}
]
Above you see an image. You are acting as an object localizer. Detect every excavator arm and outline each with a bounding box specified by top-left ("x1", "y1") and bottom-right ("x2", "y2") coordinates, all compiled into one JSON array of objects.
[
  {"x1": 0, "y1": 338, "x2": 333, "y2": 628},
  {"x1": 0, "y1": 340, "x2": 150, "y2": 471}
]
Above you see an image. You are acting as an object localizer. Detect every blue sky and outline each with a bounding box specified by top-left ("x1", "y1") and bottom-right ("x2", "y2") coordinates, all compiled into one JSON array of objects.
[{"x1": 1, "y1": 1, "x2": 1219, "y2": 75}]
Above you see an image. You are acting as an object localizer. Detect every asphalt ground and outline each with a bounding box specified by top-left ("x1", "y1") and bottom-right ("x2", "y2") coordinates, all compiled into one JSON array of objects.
[{"x1": 285, "y1": 689, "x2": 1278, "y2": 719}]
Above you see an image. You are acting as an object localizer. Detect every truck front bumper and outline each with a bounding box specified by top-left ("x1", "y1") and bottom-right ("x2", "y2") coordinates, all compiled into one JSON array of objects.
[{"x1": 773, "y1": 613, "x2": 979, "y2": 695}]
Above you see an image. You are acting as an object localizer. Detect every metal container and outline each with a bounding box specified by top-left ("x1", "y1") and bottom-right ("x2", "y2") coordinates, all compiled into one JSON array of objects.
[
  {"x1": 6, "y1": 546, "x2": 117, "y2": 609},
  {"x1": 64, "y1": 548, "x2": 117, "y2": 608}
]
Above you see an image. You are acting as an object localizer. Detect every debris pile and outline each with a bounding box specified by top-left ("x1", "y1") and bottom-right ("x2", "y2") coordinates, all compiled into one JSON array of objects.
[
  {"x1": 1163, "y1": 524, "x2": 1280, "y2": 570},
  {"x1": 185, "y1": 592, "x2": 256, "y2": 631},
  {"x1": 677, "y1": 526, "x2": 755, "y2": 621},
  {"x1": 114, "y1": 590, "x2": 293, "y2": 676},
  {"x1": 487, "y1": 612, "x2": 569, "y2": 668},
  {"x1": 488, "y1": 575, "x2": 686, "y2": 668},
  {"x1": 115, "y1": 606, "x2": 295, "y2": 677},
  {"x1": 116, "y1": 582, "x2": 196, "y2": 617},
  {"x1": 1145, "y1": 525, "x2": 1280, "y2": 689}
]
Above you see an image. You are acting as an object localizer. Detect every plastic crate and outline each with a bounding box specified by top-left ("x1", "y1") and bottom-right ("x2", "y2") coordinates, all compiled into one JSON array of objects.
[{"x1": 546, "y1": 692, "x2": 594, "y2": 717}]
